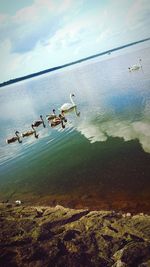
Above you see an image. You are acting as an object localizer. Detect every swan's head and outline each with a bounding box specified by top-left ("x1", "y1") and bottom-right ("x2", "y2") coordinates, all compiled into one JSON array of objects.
[
  {"x1": 40, "y1": 115, "x2": 43, "y2": 119},
  {"x1": 53, "y1": 109, "x2": 55, "y2": 113},
  {"x1": 15, "y1": 131, "x2": 19, "y2": 134},
  {"x1": 70, "y1": 93, "x2": 75, "y2": 97}
]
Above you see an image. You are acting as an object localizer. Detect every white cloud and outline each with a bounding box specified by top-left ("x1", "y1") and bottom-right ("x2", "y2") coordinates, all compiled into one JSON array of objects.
[
  {"x1": 0, "y1": 13, "x2": 8, "y2": 23},
  {"x1": 0, "y1": 0, "x2": 85, "y2": 56},
  {"x1": 0, "y1": 0, "x2": 150, "y2": 82},
  {"x1": 126, "y1": 0, "x2": 150, "y2": 30},
  {"x1": 13, "y1": 1, "x2": 56, "y2": 20},
  {"x1": 77, "y1": 118, "x2": 150, "y2": 153}
]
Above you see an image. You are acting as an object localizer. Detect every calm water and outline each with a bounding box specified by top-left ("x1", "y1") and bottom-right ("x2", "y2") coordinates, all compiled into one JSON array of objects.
[{"x1": 0, "y1": 42, "x2": 150, "y2": 212}]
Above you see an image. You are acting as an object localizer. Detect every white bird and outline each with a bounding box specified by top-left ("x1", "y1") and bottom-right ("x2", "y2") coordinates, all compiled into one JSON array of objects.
[
  {"x1": 128, "y1": 59, "x2": 142, "y2": 71},
  {"x1": 59, "y1": 93, "x2": 80, "y2": 116}
]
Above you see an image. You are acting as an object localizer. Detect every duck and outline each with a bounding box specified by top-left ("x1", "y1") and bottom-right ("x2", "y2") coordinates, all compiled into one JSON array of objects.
[
  {"x1": 32, "y1": 115, "x2": 46, "y2": 128},
  {"x1": 46, "y1": 109, "x2": 57, "y2": 121},
  {"x1": 59, "y1": 93, "x2": 80, "y2": 116},
  {"x1": 128, "y1": 59, "x2": 142, "y2": 71},
  {"x1": 21, "y1": 125, "x2": 39, "y2": 139},
  {"x1": 51, "y1": 114, "x2": 66, "y2": 129},
  {"x1": 6, "y1": 131, "x2": 22, "y2": 144}
]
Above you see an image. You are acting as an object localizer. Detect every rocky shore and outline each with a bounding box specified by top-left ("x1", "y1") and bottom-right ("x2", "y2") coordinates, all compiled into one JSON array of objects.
[{"x1": 0, "y1": 202, "x2": 150, "y2": 267}]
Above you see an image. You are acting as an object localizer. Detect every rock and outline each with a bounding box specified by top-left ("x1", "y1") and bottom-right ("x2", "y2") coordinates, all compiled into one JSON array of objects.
[
  {"x1": 121, "y1": 242, "x2": 150, "y2": 266},
  {"x1": 0, "y1": 203, "x2": 150, "y2": 266},
  {"x1": 112, "y1": 259, "x2": 127, "y2": 267},
  {"x1": 123, "y1": 213, "x2": 131, "y2": 218},
  {"x1": 139, "y1": 260, "x2": 150, "y2": 266},
  {"x1": 15, "y1": 200, "x2": 21, "y2": 205}
]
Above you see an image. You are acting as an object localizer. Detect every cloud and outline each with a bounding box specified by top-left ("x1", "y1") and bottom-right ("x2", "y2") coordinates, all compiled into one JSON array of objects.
[
  {"x1": 0, "y1": 13, "x2": 9, "y2": 23},
  {"x1": 126, "y1": 0, "x2": 150, "y2": 30},
  {"x1": 0, "y1": 0, "x2": 84, "y2": 54},
  {"x1": 0, "y1": 0, "x2": 150, "y2": 82},
  {"x1": 77, "y1": 118, "x2": 150, "y2": 153}
]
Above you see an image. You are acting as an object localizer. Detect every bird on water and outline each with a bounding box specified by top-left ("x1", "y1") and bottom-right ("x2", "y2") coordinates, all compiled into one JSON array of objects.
[{"x1": 6, "y1": 131, "x2": 22, "y2": 144}]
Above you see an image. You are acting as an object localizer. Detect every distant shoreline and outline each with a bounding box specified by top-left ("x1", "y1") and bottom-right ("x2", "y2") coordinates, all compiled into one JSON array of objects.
[{"x1": 0, "y1": 37, "x2": 150, "y2": 88}]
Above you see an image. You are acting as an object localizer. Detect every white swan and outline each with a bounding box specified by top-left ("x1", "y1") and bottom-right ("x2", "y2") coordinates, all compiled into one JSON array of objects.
[
  {"x1": 128, "y1": 59, "x2": 142, "y2": 71},
  {"x1": 60, "y1": 93, "x2": 80, "y2": 116}
]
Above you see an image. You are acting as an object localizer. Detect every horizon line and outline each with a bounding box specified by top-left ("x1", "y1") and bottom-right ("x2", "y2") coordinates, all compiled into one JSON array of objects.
[{"x1": 0, "y1": 37, "x2": 150, "y2": 88}]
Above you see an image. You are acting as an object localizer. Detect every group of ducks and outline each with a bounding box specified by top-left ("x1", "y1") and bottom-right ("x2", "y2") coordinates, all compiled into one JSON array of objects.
[{"x1": 6, "y1": 93, "x2": 80, "y2": 144}]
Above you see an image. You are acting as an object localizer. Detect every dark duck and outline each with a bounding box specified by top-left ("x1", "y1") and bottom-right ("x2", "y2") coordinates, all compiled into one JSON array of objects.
[
  {"x1": 46, "y1": 109, "x2": 57, "y2": 121},
  {"x1": 21, "y1": 125, "x2": 39, "y2": 139},
  {"x1": 32, "y1": 115, "x2": 46, "y2": 128},
  {"x1": 51, "y1": 113, "x2": 66, "y2": 129},
  {"x1": 6, "y1": 131, "x2": 22, "y2": 144}
]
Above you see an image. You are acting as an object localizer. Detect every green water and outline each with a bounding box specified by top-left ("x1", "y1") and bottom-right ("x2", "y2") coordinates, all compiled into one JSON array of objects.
[{"x1": 0, "y1": 42, "x2": 150, "y2": 212}]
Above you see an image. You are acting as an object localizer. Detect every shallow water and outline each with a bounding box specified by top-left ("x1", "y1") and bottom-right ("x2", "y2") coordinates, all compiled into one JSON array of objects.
[{"x1": 0, "y1": 42, "x2": 150, "y2": 212}]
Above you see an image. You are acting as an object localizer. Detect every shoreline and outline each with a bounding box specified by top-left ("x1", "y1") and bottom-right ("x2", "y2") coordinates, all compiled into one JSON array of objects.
[
  {"x1": 0, "y1": 37, "x2": 150, "y2": 88},
  {"x1": 1, "y1": 193, "x2": 150, "y2": 215}
]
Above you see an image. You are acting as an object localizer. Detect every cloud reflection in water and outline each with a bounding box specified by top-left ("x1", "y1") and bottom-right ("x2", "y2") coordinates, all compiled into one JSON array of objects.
[{"x1": 77, "y1": 116, "x2": 150, "y2": 153}]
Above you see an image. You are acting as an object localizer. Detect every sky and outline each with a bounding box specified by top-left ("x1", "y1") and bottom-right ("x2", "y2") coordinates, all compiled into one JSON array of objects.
[{"x1": 0, "y1": 0, "x2": 150, "y2": 83}]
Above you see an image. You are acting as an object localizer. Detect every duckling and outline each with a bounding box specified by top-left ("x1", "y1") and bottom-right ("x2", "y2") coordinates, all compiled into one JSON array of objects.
[
  {"x1": 21, "y1": 125, "x2": 39, "y2": 139},
  {"x1": 51, "y1": 114, "x2": 65, "y2": 129},
  {"x1": 6, "y1": 131, "x2": 22, "y2": 144},
  {"x1": 46, "y1": 109, "x2": 57, "y2": 121},
  {"x1": 60, "y1": 110, "x2": 67, "y2": 123},
  {"x1": 32, "y1": 115, "x2": 46, "y2": 128}
]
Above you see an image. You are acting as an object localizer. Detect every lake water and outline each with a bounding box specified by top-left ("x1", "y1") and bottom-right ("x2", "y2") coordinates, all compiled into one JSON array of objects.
[{"x1": 0, "y1": 41, "x2": 150, "y2": 212}]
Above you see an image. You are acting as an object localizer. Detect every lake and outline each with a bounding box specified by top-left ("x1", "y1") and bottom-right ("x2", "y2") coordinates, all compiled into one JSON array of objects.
[{"x1": 0, "y1": 41, "x2": 150, "y2": 213}]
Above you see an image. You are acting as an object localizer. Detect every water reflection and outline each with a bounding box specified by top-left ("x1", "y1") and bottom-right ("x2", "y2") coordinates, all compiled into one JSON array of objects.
[
  {"x1": 77, "y1": 117, "x2": 150, "y2": 153},
  {"x1": 0, "y1": 43, "x2": 150, "y2": 212}
]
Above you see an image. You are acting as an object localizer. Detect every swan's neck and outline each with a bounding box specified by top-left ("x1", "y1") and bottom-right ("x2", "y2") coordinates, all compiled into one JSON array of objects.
[
  {"x1": 70, "y1": 94, "x2": 75, "y2": 105},
  {"x1": 15, "y1": 132, "x2": 19, "y2": 138},
  {"x1": 138, "y1": 59, "x2": 142, "y2": 66}
]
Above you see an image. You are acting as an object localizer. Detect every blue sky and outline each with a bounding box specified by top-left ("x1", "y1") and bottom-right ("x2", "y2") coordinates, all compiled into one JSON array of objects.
[{"x1": 0, "y1": 0, "x2": 150, "y2": 82}]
